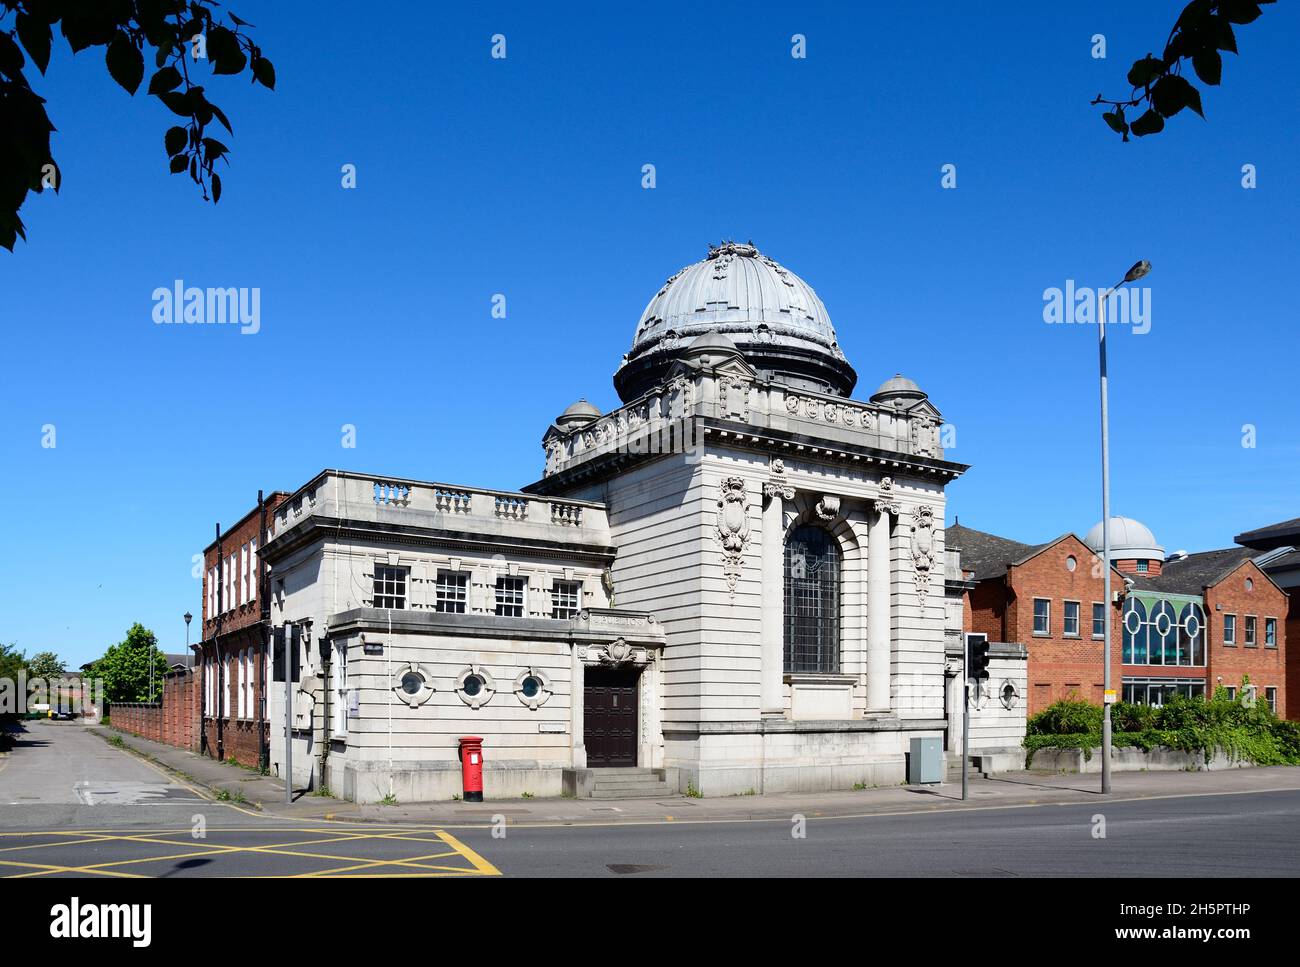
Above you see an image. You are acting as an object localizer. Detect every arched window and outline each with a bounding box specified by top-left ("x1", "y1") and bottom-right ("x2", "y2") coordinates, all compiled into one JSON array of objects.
[{"x1": 784, "y1": 525, "x2": 841, "y2": 674}]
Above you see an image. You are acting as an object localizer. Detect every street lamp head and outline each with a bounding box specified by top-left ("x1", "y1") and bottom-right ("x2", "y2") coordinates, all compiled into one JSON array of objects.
[
  {"x1": 1123, "y1": 260, "x2": 1152, "y2": 284},
  {"x1": 184, "y1": 611, "x2": 193, "y2": 626}
]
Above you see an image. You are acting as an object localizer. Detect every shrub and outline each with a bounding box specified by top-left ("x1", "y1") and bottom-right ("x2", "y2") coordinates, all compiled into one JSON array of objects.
[{"x1": 1027, "y1": 700, "x2": 1102, "y2": 736}]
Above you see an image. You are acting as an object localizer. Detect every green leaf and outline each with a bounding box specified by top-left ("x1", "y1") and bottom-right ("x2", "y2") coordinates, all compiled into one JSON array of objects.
[
  {"x1": 157, "y1": 90, "x2": 192, "y2": 117},
  {"x1": 106, "y1": 33, "x2": 145, "y2": 95},
  {"x1": 16, "y1": 12, "x2": 52, "y2": 75},
  {"x1": 1208, "y1": 14, "x2": 1238, "y2": 52},
  {"x1": 1130, "y1": 109, "x2": 1165, "y2": 137},
  {"x1": 202, "y1": 137, "x2": 229, "y2": 160},
  {"x1": 211, "y1": 171, "x2": 222, "y2": 203},
  {"x1": 1221, "y1": 0, "x2": 1263, "y2": 24},
  {"x1": 165, "y1": 126, "x2": 189, "y2": 156},
  {"x1": 252, "y1": 57, "x2": 275, "y2": 90},
  {"x1": 1126, "y1": 56, "x2": 1164, "y2": 88},
  {"x1": 1191, "y1": 48, "x2": 1222, "y2": 85},
  {"x1": 170, "y1": 154, "x2": 189, "y2": 174},
  {"x1": 1152, "y1": 74, "x2": 1197, "y2": 117},
  {"x1": 148, "y1": 66, "x2": 183, "y2": 95}
]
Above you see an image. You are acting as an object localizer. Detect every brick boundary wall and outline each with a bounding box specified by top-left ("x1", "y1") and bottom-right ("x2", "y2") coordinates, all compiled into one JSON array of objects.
[{"x1": 108, "y1": 671, "x2": 200, "y2": 751}]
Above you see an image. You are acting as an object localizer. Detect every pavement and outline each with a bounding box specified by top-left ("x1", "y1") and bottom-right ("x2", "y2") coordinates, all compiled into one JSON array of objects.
[
  {"x1": 3, "y1": 721, "x2": 1300, "y2": 877},
  {"x1": 64, "y1": 719, "x2": 1300, "y2": 826}
]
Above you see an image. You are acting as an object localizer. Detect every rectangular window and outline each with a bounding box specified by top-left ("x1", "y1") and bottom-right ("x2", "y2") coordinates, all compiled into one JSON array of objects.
[
  {"x1": 207, "y1": 567, "x2": 216, "y2": 621},
  {"x1": 434, "y1": 571, "x2": 468, "y2": 614},
  {"x1": 496, "y1": 576, "x2": 526, "y2": 617},
  {"x1": 1265, "y1": 618, "x2": 1277, "y2": 648},
  {"x1": 1225, "y1": 686, "x2": 1237, "y2": 702},
  {"x1": 240, "y1": 544, "x2": 249, "y2": 606},
  {"x1": 1136, "y1": 560, "x2": 1149, "y2": 573},
  {"x1": 373, "y1": 564, "x2": 407, "y2": 610},
  {"x1": 1063, "y1": 601, "x2": 1081, "y2": 638},
  {"x1": 1223, "y1": 613, "x2": 1236, "y2": 646},
  {"x1": 333, "y1": 640, "x2": 348, "y2": 739},
  {"x1": 1033, "y1": 598, "x2": 1050, "y2": 635},
  {"x1": 1245, "y1": 616, "x2": 1257, "y2": 647},
  {"x1": 221, "y1": 654, "x2": 230, "y2": 718},
  {"x1": 551, "y1": 580, "x2": 581, "y2": 619},
  {"x1": 1092, "y1": 602, "x2": 1105, "y2": 639},
  {"x1": 249, "y1": 539, "x2": 257, "y2": 602},
  {"x1": 1266, "y1": 687, "x2": 1278, "y2": 714},
  {"x1": 237, "y1": 649, "x2": 246, "y2": 719}
]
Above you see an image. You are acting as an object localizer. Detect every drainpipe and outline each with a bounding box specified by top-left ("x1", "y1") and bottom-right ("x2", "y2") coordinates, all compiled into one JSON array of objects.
[
  {"x1": 318, "y1": 641, "x2": 331, "y2": 792},
  {"x1": 257, "y1": 490, "x2": 268, "y2": 773}
]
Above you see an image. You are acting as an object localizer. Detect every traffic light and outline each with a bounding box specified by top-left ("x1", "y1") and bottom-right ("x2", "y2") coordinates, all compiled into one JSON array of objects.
[{"x1": 966, "y1": 632, "x2": 990, "y2": 680}]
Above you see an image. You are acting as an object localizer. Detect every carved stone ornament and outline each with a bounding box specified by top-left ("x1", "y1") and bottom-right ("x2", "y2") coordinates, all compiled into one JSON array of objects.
[
  {"x1": 770, "y1": 457, "x2": 785, "y2": 475},
  {"x1": 910, "y1": 504, "x2": 937, "y2": 607},
  {"x1": 874, "y1": 475, "x2": 901, "y2": 516},
  {"x1": 763, "y1": 481, "x2": 794, "y2": 502},
  {"x1": 601, "y1": 638, "x2": 635, "y2": 665},
  {"x1": 912, "y1": 417, "x2": 939, "y2": 458},
  {"x1": 815, "y1": 494, "x2": 841, "y2": 521},
  {"x1": 715, "y1": 476, "x2": 752, "y2": 600}
]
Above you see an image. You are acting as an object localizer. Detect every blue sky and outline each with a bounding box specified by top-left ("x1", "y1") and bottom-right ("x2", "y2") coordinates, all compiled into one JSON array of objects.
[{"x1": 1, "y1": 1, "x2": 1297, "y2": 667}]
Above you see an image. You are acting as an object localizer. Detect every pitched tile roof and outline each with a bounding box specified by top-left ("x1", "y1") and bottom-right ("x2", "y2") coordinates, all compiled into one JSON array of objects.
[
  {"x1": 945, "y1": 523, "x2": 1045, "y2": 581},
  {"x1": 1129, "y1": 546, "x2": 1256, "y2": 594},
  {"x1": 1235, "y1": 517, "x2": 1300, "y2": 550}
]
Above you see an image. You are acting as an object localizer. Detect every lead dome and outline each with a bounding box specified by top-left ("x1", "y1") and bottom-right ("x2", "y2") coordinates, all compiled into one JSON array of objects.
[{"x1": 614, "y1": 241, "x2": 857, "y2": 402}]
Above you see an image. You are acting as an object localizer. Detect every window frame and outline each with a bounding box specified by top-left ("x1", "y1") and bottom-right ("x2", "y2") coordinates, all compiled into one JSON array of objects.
[
  {"x1": 1091, "y1": 602, "x2": 1106, "y2": 639},
  {"x1": 551, "y1": 579, "x2": 582, "y2": 620},
  {"x1": 434, "y1": 570, "x2": 469, "y2": 614},
  {"x1": 373, "y1": 563, "x2": 409, "y2": 610},
  {"x1": 1265, "y1": 617, "x2": 1277, "y2": 648},
  {"x1": 1223, "y1": 613, "x2": 1236, "y2": 646},
  {"x1": 1032, "y1": 598, "x2": 1051, "y2": 636},
  {"x1": 1244, "y1": 615, "x2": 1257, "y2": 647},
  {"x1": 1266, "y1": 686, "x2": 1278, "y2": 714},
  {"x1": 495, "y1": 575, "x2": 527, "y2": 618},
  {"x1": 1063, "y1": 600, "x2": 1081, "y2": 639}
]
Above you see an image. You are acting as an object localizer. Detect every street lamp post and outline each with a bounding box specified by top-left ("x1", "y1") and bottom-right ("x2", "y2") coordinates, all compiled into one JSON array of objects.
[{"x1": 1098, "y1": 259, "x2": 1151, "y2": 796}]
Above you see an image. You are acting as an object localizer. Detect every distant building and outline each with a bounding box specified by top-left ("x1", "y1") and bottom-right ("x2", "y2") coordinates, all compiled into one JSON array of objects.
[
  {"x1": 1234, "y1": 518, "x2": 1300, "y2": 717},
  {"x1": 951, "y1": 516, "x2": 1288, "y2": 718},
  {"x1": 196, "y1": 490, "x2": 289, "y2": 766}
]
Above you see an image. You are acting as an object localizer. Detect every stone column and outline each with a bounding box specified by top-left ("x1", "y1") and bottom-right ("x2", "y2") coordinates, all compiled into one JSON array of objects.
[
  {"x1": 570, "y1": 644, "x2": 586, "y2": 768},
  {"x1": 867, "y1": 497, "x2": 897, "y2": 713},
  {"x1": 761, "y1": 481, "x2": 793, "y2": 717}
]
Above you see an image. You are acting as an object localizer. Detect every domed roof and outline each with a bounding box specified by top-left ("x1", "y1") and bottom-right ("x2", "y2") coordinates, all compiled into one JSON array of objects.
[
  {"x1": 1084, "y1": 517, "x2": 1164, "y2": 561},
  {"x1": 614, "y1": 241, "x2": 857, "y2": 402},
  {"x1": 554, "y1": 398, "x2": 601, "y2": 429},
  {"x1": 870, "y1": 373, "x2": 927, "y2": 404}
]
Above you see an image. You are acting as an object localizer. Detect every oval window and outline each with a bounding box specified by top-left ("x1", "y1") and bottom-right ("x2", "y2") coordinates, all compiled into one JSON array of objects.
[
  {"x1": 400, "y1": 671, "x2": 423, "y2": 695},
  {"x1": 520, "y1": 675, "x2": 542, "y2": 699},
  {"x1": 463, "y1": 674, "x2": 484, "y2": 697},
  {"x1": 1066, "y1": 555, "x2": 1077, "y2": 572}
]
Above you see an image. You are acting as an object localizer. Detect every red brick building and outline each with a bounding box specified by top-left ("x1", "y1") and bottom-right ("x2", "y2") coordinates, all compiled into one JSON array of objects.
[
  {"x1": 1234, "y1": 518, "x2": 1300, "y2": 719},
  {"x1": 196, "y1": 490, "x2": 289, "y2": 765},
  {"x1": 949, "y1": 517, "x2": 1289, "y2": 718},
  {"x1": 949, "y1": 525, "x2": 1123, "y2": 714}
]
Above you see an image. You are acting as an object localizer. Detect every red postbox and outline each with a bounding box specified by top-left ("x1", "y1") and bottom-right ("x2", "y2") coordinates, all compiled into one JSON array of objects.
[{"x1": 458, "y1": 736, "x2": 484, "y2": 802}]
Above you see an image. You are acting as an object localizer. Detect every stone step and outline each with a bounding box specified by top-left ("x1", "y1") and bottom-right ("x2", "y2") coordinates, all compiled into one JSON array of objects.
[
  {"x1": 590, "y1": 783, "x2": 675, "y2": 800},
  {"x1": 590, "y1": 781, "x2": 673, "y2": 792}
]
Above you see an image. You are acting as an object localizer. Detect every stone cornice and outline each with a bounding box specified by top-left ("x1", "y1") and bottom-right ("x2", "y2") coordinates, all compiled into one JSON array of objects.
[{"x1": 260, "y1": 515, "x2": 617, "y2": 566}]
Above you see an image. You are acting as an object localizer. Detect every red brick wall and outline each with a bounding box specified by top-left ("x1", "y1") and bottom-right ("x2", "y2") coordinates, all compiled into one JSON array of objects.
[
  {"x1": 109, "y1": 671, "x2": 199, "y2": 750},
  {"x1": 1002, "y1": 536, "x2": 1123, "y2": 714},
  {"x1": 1206, "y1": 561, "x2": 1287, "y2": 717},
  {"x1": 202, "y1": 493, "x2": 287, "y2": 639},
  {"x1": 1114, "y1": 558, "x2": 1162, "y2": 576},
  {"x1": 197, "y1": 625, "x2": 270, "y2": 766}
]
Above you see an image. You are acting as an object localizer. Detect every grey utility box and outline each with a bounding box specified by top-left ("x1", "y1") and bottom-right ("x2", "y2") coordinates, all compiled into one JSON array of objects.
[{"x1": 908, "y1": 737, "x2": 944, "y2": 785}]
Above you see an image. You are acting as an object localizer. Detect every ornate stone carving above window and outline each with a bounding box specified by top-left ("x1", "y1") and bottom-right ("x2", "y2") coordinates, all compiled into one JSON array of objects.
[
  {"x1": 912, "y1": 417, "x2": 939, "y2": 457},
  {"x1": 815, "y1": 495, "x2": 840, "y2": 522}
]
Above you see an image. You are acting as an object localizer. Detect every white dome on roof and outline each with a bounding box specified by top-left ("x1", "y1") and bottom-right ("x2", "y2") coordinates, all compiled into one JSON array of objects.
[
  {"x1": 614, "y1": 241, "x2": 857, "y2": 402},
  {"x1": 1084, "y1": 517, "x2": 1164, "y2": 561}
]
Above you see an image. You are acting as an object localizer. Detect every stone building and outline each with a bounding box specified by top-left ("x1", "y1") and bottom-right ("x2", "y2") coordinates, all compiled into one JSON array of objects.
[{"x1": 258, "y1": 242, "x2": 1011, "y2": 801}]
